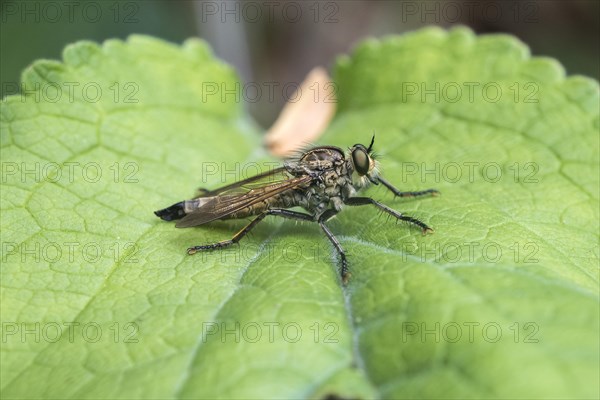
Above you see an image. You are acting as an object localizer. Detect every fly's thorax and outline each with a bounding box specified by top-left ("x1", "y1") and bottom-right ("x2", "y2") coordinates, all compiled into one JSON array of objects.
[
  {"x1": 342, "y1": 182, "x2": 357, "y2": 199},
  {"x1": 297, "y1": 146, "x2": 346, "y2": 172},
  {"x1": 330, "y1": 196, "x2": 345, "y2": 211}
]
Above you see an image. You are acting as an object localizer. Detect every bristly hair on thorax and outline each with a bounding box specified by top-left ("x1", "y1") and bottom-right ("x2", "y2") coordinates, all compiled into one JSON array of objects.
[{"x1": 281, "y1": 140, "x2": 321, "y2": 163}]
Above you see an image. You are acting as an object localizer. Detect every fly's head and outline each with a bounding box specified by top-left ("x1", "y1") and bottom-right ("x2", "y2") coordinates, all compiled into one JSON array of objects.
[{"x1": 348, "y1": 135, "x2": 380, "y2": 188}]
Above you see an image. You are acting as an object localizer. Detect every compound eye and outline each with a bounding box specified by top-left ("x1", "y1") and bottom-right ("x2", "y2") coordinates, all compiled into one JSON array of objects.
[{"x1": 352, "y1": 148, "x2": 370, "y2": 175}]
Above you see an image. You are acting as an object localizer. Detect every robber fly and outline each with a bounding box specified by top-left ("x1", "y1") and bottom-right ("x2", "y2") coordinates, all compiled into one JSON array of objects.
[{"x1": 155, "y1": 136, "x2": 438, "y2": 284}]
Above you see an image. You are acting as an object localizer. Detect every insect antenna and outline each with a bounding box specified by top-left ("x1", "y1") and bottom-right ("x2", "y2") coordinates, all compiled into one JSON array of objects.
[{"x1": 367, "y1": 134, "x2": 375, "y2": 153}]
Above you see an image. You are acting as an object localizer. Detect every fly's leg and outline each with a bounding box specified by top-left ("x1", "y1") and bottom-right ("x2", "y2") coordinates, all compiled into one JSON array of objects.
[
  {"x1": 318, "y1": 209, "x2": 350, "y2": 284},
  {"x1": 187, "y1": 214, "x2": 266, "y2": 254},
  {"x1": 378, "y1": 176, "x2": 439, "y2": 198},
  {"x1": 344, "y1": 197, "x2": 433, "y2": 234},
  {"x1": 187, "y1": 209, "x2": 314, "y2": 254}
]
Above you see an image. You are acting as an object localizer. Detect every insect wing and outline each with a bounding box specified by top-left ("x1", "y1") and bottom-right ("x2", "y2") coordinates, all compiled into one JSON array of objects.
[
  {"x1": 194, "y1": 167, "x2": 290, "y2": 197},
  {"x1": 176, "y1": 173, "x2": 312, "y2": 227}
]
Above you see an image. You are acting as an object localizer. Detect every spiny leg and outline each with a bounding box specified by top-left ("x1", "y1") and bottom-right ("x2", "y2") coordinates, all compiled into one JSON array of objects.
[
  {"x1": 187, "y1": 209, "x2": 314, "y2": 254},
  {"x1": 318, "y1": 209, "x2": 350, "y2": 284},
  {"x1": 344, "y1": 197, "x2": 433, "y2": 234},
  {"x1": 378, "y1": 176, "x2": 439, "y2": 198}
]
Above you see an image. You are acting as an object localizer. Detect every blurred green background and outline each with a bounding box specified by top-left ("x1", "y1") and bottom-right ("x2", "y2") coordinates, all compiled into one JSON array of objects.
[{"x1": 2, "y1": 0, "x2": 599, "y2": 127}]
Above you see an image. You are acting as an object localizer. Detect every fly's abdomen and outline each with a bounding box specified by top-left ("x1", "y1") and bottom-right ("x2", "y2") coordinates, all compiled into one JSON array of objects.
[
  {"x1": 222, "y1": 191, "x2": 304, "y2": 220},
  {"x1": 269, "y1": 190, "x2": 307, "y2": 209},
  {"x1": 155, "y1": 188, "x2": 307, "y2": 223},
  {"x1": 154, "y1": 198, "x2": 210, "y2": 221},
  {"x1": 223, "y1": 203, "x2": 267, "y2": 220},
  {"x1": 154, "y1": 201, "x2": 185, "y2": 221}
]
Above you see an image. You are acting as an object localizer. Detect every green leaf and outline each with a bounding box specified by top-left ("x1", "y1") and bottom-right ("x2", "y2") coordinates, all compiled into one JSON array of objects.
[{"x1": 2, "y1": 27, "x2": 598, "y2": 399}]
